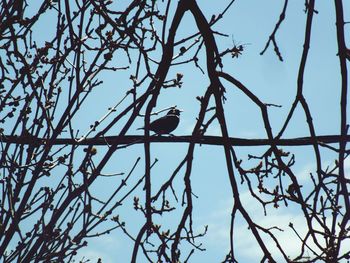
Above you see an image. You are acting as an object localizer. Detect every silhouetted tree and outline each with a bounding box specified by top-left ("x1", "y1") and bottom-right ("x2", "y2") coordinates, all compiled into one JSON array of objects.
[{"x1": 0, "y1": 0, "x2": 349, "y2": 262}]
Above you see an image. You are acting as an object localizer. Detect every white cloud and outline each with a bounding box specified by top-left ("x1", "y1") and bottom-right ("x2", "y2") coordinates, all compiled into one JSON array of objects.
[
  {"x1": 196, "y1": 199, "x2": 232, "y2": 249},
  {"x1": 344, "y1": 156, "x2": 350, "y2": 178},
  {"x1": 198, "y1": 191, "x2": 323, "y2": 262},
  {"x1": 295, "y1": 162, "x2": 317, "y2": 183},
  {"x1": 294, "y1": 157, "x2": 350, "y2": 182}
]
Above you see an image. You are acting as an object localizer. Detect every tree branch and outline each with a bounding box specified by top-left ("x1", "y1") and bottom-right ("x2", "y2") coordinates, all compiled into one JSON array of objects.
[{"x1": 1, "y1": 134, "x2": 349, "y2": 147}]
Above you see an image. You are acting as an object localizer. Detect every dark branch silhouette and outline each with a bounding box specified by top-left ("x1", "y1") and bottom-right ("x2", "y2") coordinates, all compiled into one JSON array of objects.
[{"x1": 0, "y1": 0, "x2": 349, "y2": 262}]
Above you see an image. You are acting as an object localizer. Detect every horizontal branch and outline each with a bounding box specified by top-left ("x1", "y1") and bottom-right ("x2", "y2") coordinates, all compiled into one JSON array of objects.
[{"x1": 1, "y1": 134, "x2": 349, "y2": 147}]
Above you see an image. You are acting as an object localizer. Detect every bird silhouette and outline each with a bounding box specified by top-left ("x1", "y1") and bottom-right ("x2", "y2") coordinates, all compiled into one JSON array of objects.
[{"x1": 138, "y1": 108, "x2": 182, "y2": 134}]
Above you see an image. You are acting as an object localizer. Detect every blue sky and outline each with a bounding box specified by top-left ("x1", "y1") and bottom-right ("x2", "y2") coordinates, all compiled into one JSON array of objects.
[
  {"x1": 73, "y1": 1, "x2": 349, "y2": 262},
  {"x1": 3, "y1": 0, "x2": 350, "y2": 262}
]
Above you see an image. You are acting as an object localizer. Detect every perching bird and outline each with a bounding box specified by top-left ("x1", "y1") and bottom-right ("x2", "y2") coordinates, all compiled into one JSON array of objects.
[{"x1": 138, "y1": 108, "x2": 182, "y2": 134}]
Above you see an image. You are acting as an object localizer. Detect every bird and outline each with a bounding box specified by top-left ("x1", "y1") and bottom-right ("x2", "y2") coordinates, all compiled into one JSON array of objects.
[{"x1": 138, "y1": 108, "x2": 183, "y2": 134}]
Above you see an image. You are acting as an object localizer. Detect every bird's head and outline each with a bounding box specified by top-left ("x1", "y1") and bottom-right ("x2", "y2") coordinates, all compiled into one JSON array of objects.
[{"x1": 167, "y1": 108, "x2": 183, "y2": 116}]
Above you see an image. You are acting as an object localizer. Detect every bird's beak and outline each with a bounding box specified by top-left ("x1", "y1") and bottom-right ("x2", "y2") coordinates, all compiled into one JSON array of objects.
[{"x1": 178, "y1": 109, "x2": 184, "y2": 112}]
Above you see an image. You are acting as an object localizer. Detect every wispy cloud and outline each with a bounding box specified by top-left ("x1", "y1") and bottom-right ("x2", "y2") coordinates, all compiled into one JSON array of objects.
[{"x1": 197, "y1": 191, "x2": 321, "y2": 261}]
